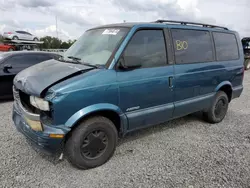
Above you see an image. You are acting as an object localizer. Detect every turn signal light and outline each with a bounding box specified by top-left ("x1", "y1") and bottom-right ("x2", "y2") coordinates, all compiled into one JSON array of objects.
[{"x1": 49, "y1": 134, "x2": 64, "y2": 139}]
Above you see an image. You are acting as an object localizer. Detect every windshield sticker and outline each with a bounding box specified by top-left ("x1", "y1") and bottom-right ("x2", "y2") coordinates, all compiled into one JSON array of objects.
[{"x1": 102, "y1": 29, "x2": 120, "y2": 35}]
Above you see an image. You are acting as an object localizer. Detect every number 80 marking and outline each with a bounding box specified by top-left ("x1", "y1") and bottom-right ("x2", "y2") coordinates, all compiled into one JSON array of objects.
[{"x1": 176, "y1": 40, "x2": 188, "y2": 50}]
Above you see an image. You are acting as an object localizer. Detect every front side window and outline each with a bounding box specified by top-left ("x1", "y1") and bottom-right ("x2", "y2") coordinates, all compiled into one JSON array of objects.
[
  {"x1": 63, "y1": 28, "x2": 129, "y2": 66},
  {"x1": 123, "y1": 30, "x2": 167, "y2": 68},
  {"x1": 213, "y1": 32, "x2": 239, "y2": 61},
  {"x1": 36, "y1": 54, "x2": 52, "y2": 62},
  {"x1": 171, "y1": 29, "x2": 214, "y2": 64}
]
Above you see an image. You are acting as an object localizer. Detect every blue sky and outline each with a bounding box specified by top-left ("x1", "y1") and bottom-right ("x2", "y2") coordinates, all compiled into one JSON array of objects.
[{"x1": 0, "y1": 0, "x2": 249, "y2": 41}]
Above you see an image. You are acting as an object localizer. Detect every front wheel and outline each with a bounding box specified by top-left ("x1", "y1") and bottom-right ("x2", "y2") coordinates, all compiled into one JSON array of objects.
[
  {"x1": 65, "y1": 116, "x2": 118, "y2": 169},
  {"x1": 203, "y1": 91, "x2": 229, "y2": 123}
]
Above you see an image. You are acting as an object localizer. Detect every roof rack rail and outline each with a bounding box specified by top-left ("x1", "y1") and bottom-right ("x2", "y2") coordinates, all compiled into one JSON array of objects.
[{"x1": 154, "y1": 20, "x2": 228, "y2": 30}]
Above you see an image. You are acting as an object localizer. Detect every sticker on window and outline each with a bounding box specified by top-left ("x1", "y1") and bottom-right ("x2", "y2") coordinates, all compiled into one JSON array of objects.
[{"x1": 102, "y1": 29, "x2": 120, "y2": 35}]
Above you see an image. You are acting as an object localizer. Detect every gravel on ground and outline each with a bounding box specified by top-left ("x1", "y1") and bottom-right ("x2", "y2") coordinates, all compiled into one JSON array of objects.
[{"x1": 0, "y1": 73, "x2": 250, "y2": 188}]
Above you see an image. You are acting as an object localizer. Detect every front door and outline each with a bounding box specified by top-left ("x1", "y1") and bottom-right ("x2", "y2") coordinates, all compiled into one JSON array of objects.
[
  {"x1": 0, "y1": 56, "x2": 21, "y2": 97},
  {"x1": 0, "y1": 54, "x2": 41, "y2": 97},
  {"x1": 116, "y1": 29, "x2": 174, "y2": 130}
]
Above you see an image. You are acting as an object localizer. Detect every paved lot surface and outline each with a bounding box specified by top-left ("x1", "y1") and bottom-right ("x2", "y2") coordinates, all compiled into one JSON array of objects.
[{"x1": 1, "y1": 73, "x2": 250, "y2": 188}]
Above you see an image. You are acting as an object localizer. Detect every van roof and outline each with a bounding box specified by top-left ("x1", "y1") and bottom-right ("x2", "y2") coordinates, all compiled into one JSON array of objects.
[{"x1": 92, "y1": 20, "x2": 234, "y2": 32}]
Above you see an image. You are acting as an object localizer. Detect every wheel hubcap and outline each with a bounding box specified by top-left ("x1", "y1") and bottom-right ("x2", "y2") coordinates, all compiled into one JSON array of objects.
[
  {"x1": 81, "y1": 130, "x2": 108, "y2": 159},
  {"x1": 214, "y1": 98, "x2": 227, "y2": 119}
]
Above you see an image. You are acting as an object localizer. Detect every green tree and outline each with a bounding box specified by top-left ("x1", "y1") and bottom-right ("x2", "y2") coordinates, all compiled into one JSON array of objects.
[
  {"x1": 40, "y1": 36, "x2": 53, "y2": 49},
  {"x1": 40, "y1": 36, "x2": 76, "y2": 49},
  {"x1": 0, "y1": 34, "x2": 4, "y2": 43},
  {"x1": 60, "y1": 41, "x2": 70, "y2": 49}
]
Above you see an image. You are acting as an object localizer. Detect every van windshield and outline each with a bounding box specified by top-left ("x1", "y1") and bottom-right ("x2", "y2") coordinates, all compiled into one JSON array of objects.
[{"x1": 63, "y1": 28, "x2": 129, "y2": 66}]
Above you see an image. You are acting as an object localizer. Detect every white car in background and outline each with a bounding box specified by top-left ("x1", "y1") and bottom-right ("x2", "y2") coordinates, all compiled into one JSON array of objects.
[{"x1": 3, "y1": 31, "x2": 39, "y2": 41}]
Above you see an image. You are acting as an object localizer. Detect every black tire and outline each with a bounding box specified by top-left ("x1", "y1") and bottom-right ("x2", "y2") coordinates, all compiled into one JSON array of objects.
[
  {"x1": 33, "y1": 38, "x2": 38, "y2": 41},
  {"x1": 203, "y1": 91, "x2": 229, "y2": 123},
  {"x1": 65, "y1": 116, "x2": 118, "y2": 169},
  {"x1": 245, "y1": 59, "x2": 250, "y2": 70},
  {"x1": 12, "y1": 36, "x2": 18, "y2": 40}
]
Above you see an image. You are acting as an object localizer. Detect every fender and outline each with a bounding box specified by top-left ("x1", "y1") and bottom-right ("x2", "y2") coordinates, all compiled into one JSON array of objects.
[
  {"x1": 65, "y1": 103, "x2": 128, "y2": 133},
  {"x1": 214, "y1": 81, "x2": 232, "y2": 92}
]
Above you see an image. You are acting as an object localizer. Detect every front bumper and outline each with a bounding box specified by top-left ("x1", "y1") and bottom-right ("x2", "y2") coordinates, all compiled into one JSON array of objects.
[{"x1": 12, "y1": 101, "x2": 70, "y2": 154}]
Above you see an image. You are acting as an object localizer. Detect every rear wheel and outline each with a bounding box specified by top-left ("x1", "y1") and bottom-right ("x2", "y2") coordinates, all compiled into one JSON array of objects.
[
  {"x1": 245, "y1": 59, "x2": 250, "y2": 70},
  {"x1": 33, "y1": 38, "x2": 39, "y2": 41},
  {"x1": 65, "y1": 116, "x2": 118, "y2": 169},
  {"x1": 203, "y1": 91, "x2": 229, "y2": 123},
  {"x1": 12, "y1": 36, "x2": 18, "y2": 40}
]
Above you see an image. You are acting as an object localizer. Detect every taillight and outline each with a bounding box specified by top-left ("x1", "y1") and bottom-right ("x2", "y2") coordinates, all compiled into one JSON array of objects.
[{"x1": 7, "y1": 32, "x2": 12, "y2": 34}]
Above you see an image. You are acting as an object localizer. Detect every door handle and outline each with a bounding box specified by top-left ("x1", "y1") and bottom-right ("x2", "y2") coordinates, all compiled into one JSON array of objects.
[{"x1": 169, "y1": 76, "x2": 174, "y2": 88}]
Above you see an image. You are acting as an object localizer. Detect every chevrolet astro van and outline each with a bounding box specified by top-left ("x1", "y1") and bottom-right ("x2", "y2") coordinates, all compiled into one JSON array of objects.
[{"x1": 12, "y1": 20, "x2": 244, "y2": 169}]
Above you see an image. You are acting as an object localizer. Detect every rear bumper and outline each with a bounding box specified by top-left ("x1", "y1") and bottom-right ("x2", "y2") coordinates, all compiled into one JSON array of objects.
[
  {"x1": 12, "y1": 101, "x2": 70, "y2": 154},
  {"x1": 232, "y1": 85, "x2": 243, "y2": 99},
  {"x1": 2, "y1": 34, "x2": 13, "y2": 40}
]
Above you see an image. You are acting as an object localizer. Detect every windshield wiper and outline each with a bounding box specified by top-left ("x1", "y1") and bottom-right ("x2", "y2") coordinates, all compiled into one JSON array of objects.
[
  {"x1": 67, "y1": 56, "x2": 101, "y2": 69},
  {"x1": 67, "y1": 56, "x2": 82, "y2": 64},
  {"x1": 81, "y1": 62, "x2": 99, "y2": 69}
]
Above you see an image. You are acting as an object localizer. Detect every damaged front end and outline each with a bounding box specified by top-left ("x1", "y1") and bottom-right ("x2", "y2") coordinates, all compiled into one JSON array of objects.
[
  {"x1": 12, "y1": 85, "x2": 70, "y2": 153},
  {"x1": 12, "y1": 59, "x2": 93, "y2": 153}
]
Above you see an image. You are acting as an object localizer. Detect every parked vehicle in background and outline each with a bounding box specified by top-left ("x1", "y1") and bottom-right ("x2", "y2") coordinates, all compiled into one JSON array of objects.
[
  {"x1": 0, "y1": 40, "x2": 44, "y2": 52},
  {"x1": 12, "y1": 20, "x2": 244, "y2": 169},
  {"x1": 0, "y1": 51, "x2": 60, "y2": 99},
  {"x1": 242, "y1": 37, "x2": 250, "y2": 70},
  {"x1": 3, "y1": 31, "x2": 39, "y2": 41},
  {"x1": 0, "y1": 44, "x2": 15, "y2": 51}
]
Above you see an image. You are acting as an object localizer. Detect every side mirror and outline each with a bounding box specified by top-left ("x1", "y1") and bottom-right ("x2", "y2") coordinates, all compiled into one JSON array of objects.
[
  {"x1": 3, "y1": 64, "x2": 12, "y2": 72},
  {"x1": 118, "y1": 56, "x2": 141, "y2": 70}
]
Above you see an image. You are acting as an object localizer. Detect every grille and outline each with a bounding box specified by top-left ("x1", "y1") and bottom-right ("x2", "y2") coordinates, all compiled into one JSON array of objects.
[
  {"x1": 19, "y1": 90, "x2": 41, "y2": 114},
  {"x1": 13, "y1": 86, "x2": 20, "y2": 102},
  {"x1": 13, "y1": 86, "x2": 53, "y2": 123}
]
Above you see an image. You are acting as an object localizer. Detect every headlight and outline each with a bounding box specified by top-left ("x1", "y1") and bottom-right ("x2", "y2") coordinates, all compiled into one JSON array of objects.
[{"x1": 30, "y1": 96, "x2": 50, "y2": 111}]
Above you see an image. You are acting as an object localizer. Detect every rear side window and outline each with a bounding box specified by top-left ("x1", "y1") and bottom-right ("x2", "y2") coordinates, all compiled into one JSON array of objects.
[
  {"x1": 171, "y1": 29, "x2": 214, "y2": 64},
  {"x1": 213, "y1": 32, "x2": 239, "y2": 61},
  {"x1": 123, "y1": 30, "x2": 167, "y2": 68}
]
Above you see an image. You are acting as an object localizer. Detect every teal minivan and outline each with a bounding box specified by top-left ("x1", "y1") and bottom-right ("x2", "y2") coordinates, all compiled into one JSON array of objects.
[{"x1": 13, "y1": 20, "x2": 244, "y2": 169}]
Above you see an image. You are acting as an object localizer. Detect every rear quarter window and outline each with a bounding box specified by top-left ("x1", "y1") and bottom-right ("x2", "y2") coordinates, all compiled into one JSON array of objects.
[
  {"x1": 171, "y1": 29, "x2": 214, "y2": 64},
  {"x1": 213, "y1": 32, "x2": 239, "y2": 61}
]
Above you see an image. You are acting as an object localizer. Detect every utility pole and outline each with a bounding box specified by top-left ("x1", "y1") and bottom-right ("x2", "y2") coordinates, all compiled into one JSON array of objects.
[{"x1": 56, "y1": 16, "x2": 58, "y2": 39}]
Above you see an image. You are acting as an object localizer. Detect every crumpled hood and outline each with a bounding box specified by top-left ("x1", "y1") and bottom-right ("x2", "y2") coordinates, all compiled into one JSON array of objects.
[{"x1": 14, "y1": 59, "x2": 93, "y2": 97}]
